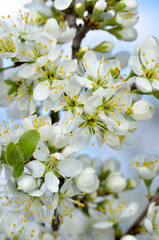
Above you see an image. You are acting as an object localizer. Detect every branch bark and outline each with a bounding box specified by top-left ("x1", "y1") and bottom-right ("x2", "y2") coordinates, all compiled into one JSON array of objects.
[
  {"x1": 66, "y1": 12, "x2": 90, "y2": 59},
  {"x1": 126, "y1": 193, "x2": 159, "y2": 235}
]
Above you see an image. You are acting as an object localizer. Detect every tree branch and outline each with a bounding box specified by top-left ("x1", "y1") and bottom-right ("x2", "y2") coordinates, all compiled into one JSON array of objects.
[{"x1": 126, "y1": 193, "x2": 159, "y2": 235}]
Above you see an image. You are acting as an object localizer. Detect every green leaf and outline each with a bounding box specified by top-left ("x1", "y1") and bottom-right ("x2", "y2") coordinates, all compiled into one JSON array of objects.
[
  {"x1": 152, "y1": 91, "x2": 159, "y2": 99},
  {"x1": 18, "y1": 130, "x2": 40, "y2": 162},
  {"x1": 0, "y1": 150, "x2": 7, "y2": 164},
  {"x1": 13, "y1": 163, "x2": 24, "y2": 178},
  {"x1": 6, "y1": 142, "x2": 25, "y2": 167}
]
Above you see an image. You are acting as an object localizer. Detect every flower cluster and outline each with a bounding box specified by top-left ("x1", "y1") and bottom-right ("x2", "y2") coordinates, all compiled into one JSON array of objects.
[{"x1": 0, "y1": 0, "x2": 158, "y2": 240}]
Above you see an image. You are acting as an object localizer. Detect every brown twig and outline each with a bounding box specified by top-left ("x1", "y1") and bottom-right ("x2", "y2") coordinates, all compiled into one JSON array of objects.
[{"x1": 126, "y1": 193, "x2": 159, "y2": 235}]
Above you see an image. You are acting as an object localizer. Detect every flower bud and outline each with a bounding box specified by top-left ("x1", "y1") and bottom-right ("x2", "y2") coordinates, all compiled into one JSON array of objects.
[
  {"x1": 78, "y1": 45, "x2": 89, "y2": 60},
  {"x1": 92, "y1": 41, "x2": 114, "y2": 53},
  {"x1": 61, "y1": 145, "x2": 76, "y2": 158},
  {"x1": 126, "y1": 177, "x2": 141, "y2": 189},
  {"x1": 75, "y1": 2, "x2": 85, "y2": 17},
  {"x1": 75, "y1": 167, "x2": 99, "y2": 193},
  {"x1": 119, "y1": 0, "x2": 138, "y2": 11},
  {"x1": 130, "y1": 100, "x2": 154, "y2": 121},
  {"x1": 121, "y1": 235, "x2": 138, "y2": 240},
  {"x1": 102, "y1": 157, "x2": 120, "y2": 173},
  {"x1": 105, "y1": 172, "x2": 127, "y2": 192},
  {"x1": 17, "y1": 175, "x2": 37, "y2": 193},
  {"x1": 93, "y1": 0, "x2": 107, "y2": 18},
  {"x1": 108, "y1": 27, "x2": 137, "y2": 41}
]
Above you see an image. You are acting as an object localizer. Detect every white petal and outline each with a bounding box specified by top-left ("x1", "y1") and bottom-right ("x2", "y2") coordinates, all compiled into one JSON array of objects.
[
  {"x1": 29, "y1": 189, "x2": 44, "y2": 197},
  {"x1": 58, "y1": 28, "x2": 76, "y2": 42},
  {"x1": 45, "y1": 171, "x2": 60, "y2": 193},
  {"x1": 54, "y1": 0, "x2": 72, "y2": 10},
  {"x1": 33, "y1": 81, "x2": 50, "y2": 101},
  {"x1": 26, "y1": 160, "x2": 45, "y2": 178},
  {"x1": 17, "y1": 175, "x2": 37, "y2": 193},
  {"x1": 58, "y1": 159, "x2": 83, "y2": 177},
  {"x1": 38, "y1": 125, "x2": 54, "y2": 141},
  {"x1": 69, "y1": 127, "x2": 91, "y2": 151},
  {"x1": 17, "y1": 63, "x2": 37, "y2": 78},
  {"x1": 128, "y1": 56, "x2": 143, "y2": 75},
  {"x1": 135, "y1": 77, "x2": 152, "y2": 93},
  {"x1": 93, "y1": 221, "x2": 113, "y2": 229},
  {"x1": 144, "y1": 218, "x2": 153, "y2": 233},
  {"x1": 84, "y1": 51, "x2": 98, "y2": 78},
  {"x1": 33, "y1": 141, "x2": 49, "y2": 161}
]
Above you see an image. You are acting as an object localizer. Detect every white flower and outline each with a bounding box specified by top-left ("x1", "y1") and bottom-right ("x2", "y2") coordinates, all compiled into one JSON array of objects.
[
  {"x1": 129, "y1": 36, "x2": 159, "y2": 92},
  {"x1": 17, "y1": 174, "x2": 37, "y2": 193},
  {"x1": 33, "y1": 60, "x2": 77, "y2": 101},
  {"x1": 54, "y1": 0, "x2": 72, "y2": 10},
  {"x1": 0, "y1": 212, "x2": 40, "y2": 240},
  {"x1": 25, "y1": 0, "x2": 52, "y2": 17},
  {"x1": 121, "y1": 235, "x2": 138, "y2": 240},
  {"x1": 144, "y1": 202, "x2": 159, "y2": 239},
  {"x1": 116, "y1": 11, "x2": 138, "y2": 28},
  {"x1": 130, "y1": 154, "x2": 159, "y2": 180},
  {"x1": 89, "y1": 199, "x2": 139, "y2": 229},
  {"x1": 26, "y1": 144, "x2": 83, "y2": 193},
  {"x1": 44, "y1": 18, "x2": 76, "y2": 43},
  {"x1": 52, "y1": 180, "x2": 82, "y2": 224},
  {"x1": 130, "y1": 100, "x2": 154, "y2": 121},
  {"x1": 74, "y1": 50, "x2": 124, "y2": 91},
  {"x1": 0, "y1": 120, "x2": 23, "y2": 147},
  {"x1": 120, "y1": 0, "x2": 138, "y2": 11},
  {"x1": 0, "y1": 33, "x2": 19, "y2": 59},
  {"x1": 22, "y1": 115, "x2": 54, "y2": 141},
  {"x1": 8, "y1": 179, "x2": 54, "y2": 226},
  {"x1": 75, "y1": 167, "x2": 99, "y2": 193},
  {"x1": 17, "y1": 36, "x2": 60, "y2": 79},
  {"x1": 105, "y1": 172, "x2": 127, "y2": 193}
]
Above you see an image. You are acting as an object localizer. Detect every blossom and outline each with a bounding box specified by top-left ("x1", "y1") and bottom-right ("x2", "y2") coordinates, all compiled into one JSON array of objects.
[
  {"x1": 26, "y1": 143, "x2": 83, "y2": 193},
  {"x1": 116, "y1": 11, "x2": 138, "y2": 28},
  {"x1": 89, "y1": 199, "x2": 138, "y2": 229},
  {"x1": 7, "y1": 179, "x2": 54, "y2": 226},
  {"x1": 74, "y1": 50, "x2": 125, "y2": 91},
  {"x1": 129, "y1": 100, "x2": 154, "y2": 121},
  {"x1": 129, "y1": 36, "x2": 159, "y2": 92},
  {"x1": 130, "y1": 154, "x2": 159, "y2": 180},
  {"x1": 44, "y1": 18, "x2": 76, "y2": 43},
  {"x1": 75, "y1": 167, "x2": 99, "y2": 193},
  {"x1": 105, "y1": 172, "x2": 127, "y2": 193},
  {"x1": 144, "y1": 202, "x2": 159, "y2": 239},
  {"x1": 22, "y1": 115, "x2": 54, "y2": 141}
]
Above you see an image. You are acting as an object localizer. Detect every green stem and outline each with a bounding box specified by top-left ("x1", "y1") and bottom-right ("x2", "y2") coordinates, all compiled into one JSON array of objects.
[{"x1": 0, "y1": 65, "x2": 14, "y2": 72}]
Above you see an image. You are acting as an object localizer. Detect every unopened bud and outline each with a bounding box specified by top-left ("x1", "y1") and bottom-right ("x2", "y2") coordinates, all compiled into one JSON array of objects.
[
  {"x1": 105, "y1": 172, "x2": 126, "y2": 193},
  {"x1": 75, "y1": 2, "x2": 85, "y2": 17},
  {"x1": 92, "y1": 41, "x2": 114, "y2": 53},
  {"x1": 130, "y1": 100, "x2": 154, "y2": 121},
  {"x1": 78, "y1": 45, "x2": 89, "y2": 60},
  {"x1": 108, "y1": 27, "x2": 137, "y2": 41},
  {"x1": 93, "y1": 0, "x2": 107, "y2": 18},
  {"x1": 121, "y1": 235, "x2": 138, "y2": 240}
]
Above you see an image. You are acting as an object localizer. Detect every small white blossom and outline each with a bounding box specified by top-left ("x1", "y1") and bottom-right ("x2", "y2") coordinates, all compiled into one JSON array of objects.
[
  {"x1": 105, "y1": 172, "x2": 127, "y2": 193},
  {"x1": 75, "y1": 167, "x2": 99, "y2": 193},
  {"x1": 130, "y1": 154, "x2": 159, "y2": 180}
]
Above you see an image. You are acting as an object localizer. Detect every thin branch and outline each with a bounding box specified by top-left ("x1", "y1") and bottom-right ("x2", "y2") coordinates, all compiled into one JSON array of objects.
[{"x1": 126, "y1": 193, "x2": 159, "y2": 235}]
